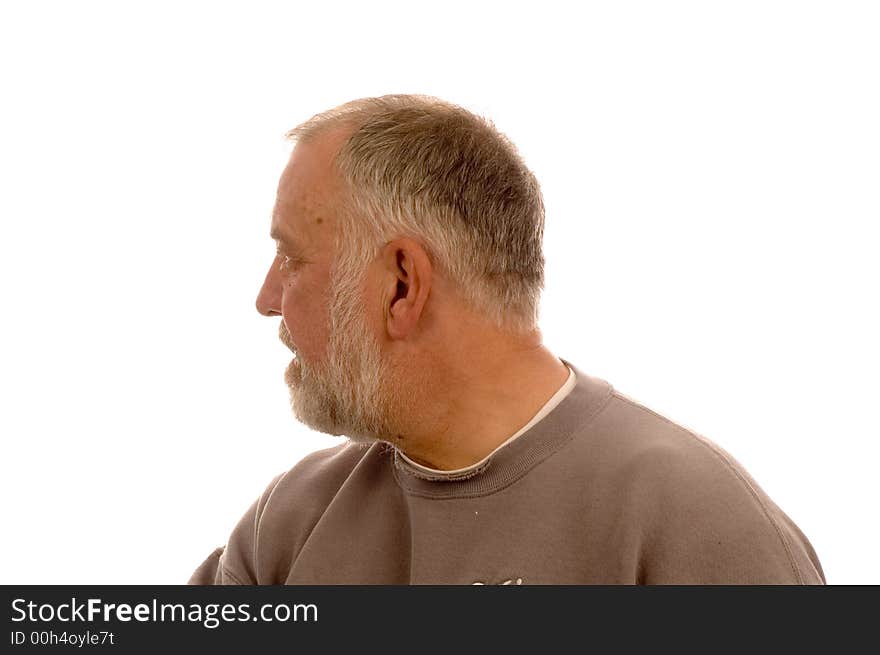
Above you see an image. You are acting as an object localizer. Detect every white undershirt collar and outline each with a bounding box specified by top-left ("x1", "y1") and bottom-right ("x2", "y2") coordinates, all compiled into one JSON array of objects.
[{"x1": 398, "y1": 364, "x2": 576, "y2": 477}]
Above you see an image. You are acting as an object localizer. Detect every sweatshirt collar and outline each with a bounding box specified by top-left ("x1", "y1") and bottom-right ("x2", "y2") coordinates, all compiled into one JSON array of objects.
[
  {"x1": 396, "y1": 363, "x2": 577, "y2": 479},
  {"x1": 391, "y1": 359, "x2": 613, "y2": 498}
]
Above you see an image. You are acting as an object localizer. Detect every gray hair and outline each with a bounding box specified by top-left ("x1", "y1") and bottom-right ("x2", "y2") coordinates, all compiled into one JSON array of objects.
[{"x1": 286, "y1": 94, "x2": 546, "y2": 333}]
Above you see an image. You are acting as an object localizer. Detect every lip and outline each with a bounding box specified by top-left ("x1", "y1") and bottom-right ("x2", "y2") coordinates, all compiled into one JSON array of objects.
[{"x1": 278, "y1": 323, "x2": 297, "y2": 353}]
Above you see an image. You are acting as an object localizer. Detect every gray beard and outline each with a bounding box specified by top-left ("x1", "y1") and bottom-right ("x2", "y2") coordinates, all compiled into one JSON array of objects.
[{"x1": 284, "y1": 306, "x2": 400, "y2": 444}]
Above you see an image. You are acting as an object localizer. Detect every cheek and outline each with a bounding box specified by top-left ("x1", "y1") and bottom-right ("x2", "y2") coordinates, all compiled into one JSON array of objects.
[{"x1": 280, "y1": 282, "x2": 330, "y2": 361}]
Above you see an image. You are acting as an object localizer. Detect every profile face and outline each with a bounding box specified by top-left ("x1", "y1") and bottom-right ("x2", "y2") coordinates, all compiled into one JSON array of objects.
[
  {"x1": 255, "y1": 133, "x2": 396, "y2": 442},
  {"x1": 256, "y1": 137, "x2": 338, "y2": 378}
]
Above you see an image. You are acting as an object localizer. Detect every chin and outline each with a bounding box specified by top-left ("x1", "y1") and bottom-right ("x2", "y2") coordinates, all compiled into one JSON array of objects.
[
  {"x1": 288, "y1": 380, "x2": 395, "y2": 446},
  {"x1": 283, "y1": 337, "x2": 400, "y2": 445},
  {"x1": 286, "y1": 376, "x2": 361, "y2": 439}
]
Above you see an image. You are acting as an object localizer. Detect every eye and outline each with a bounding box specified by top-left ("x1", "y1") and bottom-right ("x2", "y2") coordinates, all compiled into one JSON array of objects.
[{"x1": 276, "y1": 251, "x2": 299, "y2": 273}]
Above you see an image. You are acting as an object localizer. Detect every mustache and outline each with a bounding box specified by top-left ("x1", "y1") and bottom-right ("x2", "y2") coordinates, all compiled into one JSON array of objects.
[{"x1": 278, "y1": 322, "x2": 296, "y2": 352}]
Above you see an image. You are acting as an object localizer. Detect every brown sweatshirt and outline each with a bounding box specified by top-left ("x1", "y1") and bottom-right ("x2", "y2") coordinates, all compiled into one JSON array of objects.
[{"x1": 189, "y1": 360, "x2": 825, "y2": 585}]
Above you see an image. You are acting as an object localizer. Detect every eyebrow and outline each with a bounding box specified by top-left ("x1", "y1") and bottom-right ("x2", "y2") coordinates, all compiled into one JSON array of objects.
[
  {"x1": 270, "y1": 229, "x2": 308, "y2": 263},
  {"x1": 270, "y1": 226, "x2": 297, "y2": 247}
]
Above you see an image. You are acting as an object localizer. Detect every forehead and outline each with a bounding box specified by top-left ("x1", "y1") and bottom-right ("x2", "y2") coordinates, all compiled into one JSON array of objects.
[{"x1": 270, "y1": 130, "x2": 350, "y2": 246}]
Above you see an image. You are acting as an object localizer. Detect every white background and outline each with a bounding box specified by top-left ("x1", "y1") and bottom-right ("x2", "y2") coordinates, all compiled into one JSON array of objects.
[{"x1": 1, "y1": 1, "x2": 876, "y2": 584}]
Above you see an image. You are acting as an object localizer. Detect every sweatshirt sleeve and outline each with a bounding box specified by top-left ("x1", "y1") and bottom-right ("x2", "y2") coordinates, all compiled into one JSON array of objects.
[
  {"x1": 188, "y1": 547, "x2": 228, "y2": 584},
  {"x1": 187, "y1": 472, "x2": 286, "y2": 585}
]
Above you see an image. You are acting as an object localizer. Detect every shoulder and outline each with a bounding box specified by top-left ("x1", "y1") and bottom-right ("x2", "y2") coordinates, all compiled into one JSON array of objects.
[
  {"x1": 261, "y1": 440, "x2": 379, "y2": 519},
  {"x1": 598, "y1": 390, "x2": 759, "y2": 487},
  {"x1": 221, "y1": 440, "x2": 384, "y2": 584},
  {"x1": 584, "y1": 390, "x2": 825, "y2": 584}
]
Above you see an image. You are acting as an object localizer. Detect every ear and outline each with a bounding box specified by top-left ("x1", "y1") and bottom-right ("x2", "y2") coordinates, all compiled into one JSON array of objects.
[{"x1": 380, "y1": 238, "x2": 432, "y2": 340}]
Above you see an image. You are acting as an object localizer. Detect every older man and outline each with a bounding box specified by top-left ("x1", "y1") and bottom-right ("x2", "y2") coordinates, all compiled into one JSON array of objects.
[{"x1": 190, "y1": 95, "x2": 825, "y2": 585}]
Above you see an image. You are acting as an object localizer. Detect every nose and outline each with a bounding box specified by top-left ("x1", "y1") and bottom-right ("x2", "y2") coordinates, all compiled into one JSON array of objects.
[{"x1": 255, "y1": 258, "x2": 282, "y2": 317}]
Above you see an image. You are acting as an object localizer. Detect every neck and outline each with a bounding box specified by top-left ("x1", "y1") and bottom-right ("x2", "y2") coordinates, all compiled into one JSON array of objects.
[{"x1": 387, "y1": 324, "x2": 570, "y2": 471}]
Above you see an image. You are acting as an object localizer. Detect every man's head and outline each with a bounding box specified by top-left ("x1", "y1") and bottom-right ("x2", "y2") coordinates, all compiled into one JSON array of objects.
[{"x1": 256, "y1": 94, "x2": 547, "y2": 444}]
